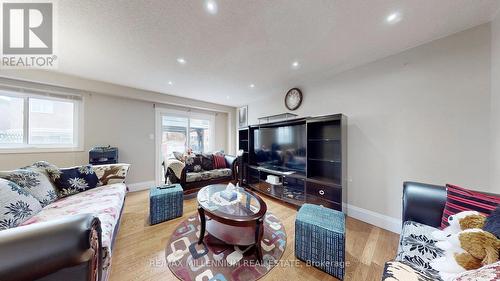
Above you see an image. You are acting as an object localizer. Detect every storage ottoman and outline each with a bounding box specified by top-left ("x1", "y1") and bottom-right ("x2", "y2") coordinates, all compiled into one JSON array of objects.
[
  {"x1": 149, "y1": 184, "x2": 183, "y2": 225},
  {"x1": 295, "y1": 203, "x2": 346, "y2": 280}
]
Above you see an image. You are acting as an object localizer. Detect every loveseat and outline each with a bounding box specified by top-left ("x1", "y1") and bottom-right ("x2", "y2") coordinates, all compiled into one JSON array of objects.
[
  {"x1": 162, "y1": 152, "x2": 237, "y2": 193},
  {"x1": 382, "y1": 181, "x2": 499, "y2": 280},
  {"x1": 0, "y1": 162, "x2": 129, "y2": 281}
]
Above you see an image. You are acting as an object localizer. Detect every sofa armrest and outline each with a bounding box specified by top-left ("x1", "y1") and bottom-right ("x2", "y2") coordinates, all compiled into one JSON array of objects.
[
  {"x1": 224, "y1": 155, "x2": 237, "y2": 179},
  {"x1": 0, "y1": 214, "x2": 102, "y2": 281},
  {"x1": 402, "y1": 181, "x2": 447, "y2": 228}
]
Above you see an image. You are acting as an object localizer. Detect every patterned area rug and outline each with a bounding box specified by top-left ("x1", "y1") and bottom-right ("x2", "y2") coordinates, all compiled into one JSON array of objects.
[{"x1": 165, "y1": 212, "x2": 287, "y2": 281}]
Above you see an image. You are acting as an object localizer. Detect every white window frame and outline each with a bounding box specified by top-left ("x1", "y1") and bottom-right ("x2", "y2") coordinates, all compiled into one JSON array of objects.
[
  {"x1": 0, "y1": 90, "x2": 84, "y2": 154},
  {"x1": 155, "y1": 107, "x2": 216, "y2": 184}
]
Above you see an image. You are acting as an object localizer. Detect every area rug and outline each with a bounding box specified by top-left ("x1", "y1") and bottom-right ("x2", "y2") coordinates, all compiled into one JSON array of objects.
[{"x1": 165, "y1": 212, "x2": 287, "y2": 281}]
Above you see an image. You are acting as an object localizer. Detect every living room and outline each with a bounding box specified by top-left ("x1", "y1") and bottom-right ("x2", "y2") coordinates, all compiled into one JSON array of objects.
[{"x1": 0, "y1": 1, "x2": 499, "y2": 281}]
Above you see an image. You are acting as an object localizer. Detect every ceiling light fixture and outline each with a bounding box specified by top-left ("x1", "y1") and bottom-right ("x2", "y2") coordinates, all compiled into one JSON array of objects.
[
  {"x1": 386, "y1": 12, "x2": 402, "y2": 24},
  {"x1": 205, "y1": 0, "x2": 218, "y2": 14},
  {"x1": 291, "y1": 61, "x2": 300, "y2": 69},
  {"x1": 168, "y1": 81, "x2": 173, "y2": 85},
  {"x1": 177, "y1": 57, "x2": 186, "y2": 65},
  {"x1": 249, "y1": 84, "x2": 255, "y2": 88}
]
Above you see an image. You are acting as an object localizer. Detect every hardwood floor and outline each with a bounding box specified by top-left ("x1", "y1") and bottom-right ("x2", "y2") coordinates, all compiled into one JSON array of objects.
[{"x1": 109, "y1": 190, "x2": 399, "y2": 281}]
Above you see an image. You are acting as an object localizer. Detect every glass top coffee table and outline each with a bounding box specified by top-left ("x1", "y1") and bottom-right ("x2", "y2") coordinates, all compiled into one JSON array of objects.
[{"x1": 197, "y1": 184, "x2": 267, "y2": 260}]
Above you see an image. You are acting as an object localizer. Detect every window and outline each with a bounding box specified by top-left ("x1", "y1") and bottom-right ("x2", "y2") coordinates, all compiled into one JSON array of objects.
[
  {"x1": 0, "y1": 90, "x2": 83, "y2": 152},
  {"x1": 161, "y1": 116, "x2": 188, "y2": 158},
  {"x1": 158, "y1": 110, "x2": 215, "y2": 162}
]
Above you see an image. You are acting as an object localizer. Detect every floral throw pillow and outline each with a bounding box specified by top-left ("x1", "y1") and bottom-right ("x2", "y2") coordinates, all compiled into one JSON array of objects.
[
  {"x1": 0, "y1": 178, "x2": 42, "y2": 230},
  {"x1": 185, "y1": 154, "x2": 202, "y2": 172},
  {"x1": 93, "y1": 164, "x2": 130, "y2": 186},
  {"x1": 29, "y1": 161, "x2": 62, "y2": 181},
  {"x1": 54, "y1": 165, "x2": 99, "y2": 197},
  {"x1": 0, "y1": 168, "x2": 58, "y2": 207}
]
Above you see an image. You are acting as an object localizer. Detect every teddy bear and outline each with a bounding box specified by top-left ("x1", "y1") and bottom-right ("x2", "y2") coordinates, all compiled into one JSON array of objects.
[
  {"x1": 431, "y1": 210, "x2": 486, "y2": 241},
  {"x1": 430, "y1": 228, "x2": 500, "y2": 281}
]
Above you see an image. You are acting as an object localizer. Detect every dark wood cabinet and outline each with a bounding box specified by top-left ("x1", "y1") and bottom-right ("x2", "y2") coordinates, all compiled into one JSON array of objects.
[{"x1": 238, "y1": 114, "x2": 347, "y2": 211}]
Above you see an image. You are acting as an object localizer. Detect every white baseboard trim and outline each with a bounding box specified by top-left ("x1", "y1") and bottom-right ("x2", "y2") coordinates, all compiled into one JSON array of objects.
[
  {"x1": 344, "y1": 203, "x2": 401, "y2": 234},
  {"x1": 127, "y1": 181, "x2": 156, "y2": 192}
]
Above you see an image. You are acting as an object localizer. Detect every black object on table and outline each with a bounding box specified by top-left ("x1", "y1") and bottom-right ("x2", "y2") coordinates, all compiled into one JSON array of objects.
[{"x1": 89, "y1": 146, "x2": 118, "y2": 165}]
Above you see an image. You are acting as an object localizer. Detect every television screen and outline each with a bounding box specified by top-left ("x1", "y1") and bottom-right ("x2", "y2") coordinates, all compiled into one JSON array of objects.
[{"x1": 253, "y1": 124, "x2": 306, "y2": 173}]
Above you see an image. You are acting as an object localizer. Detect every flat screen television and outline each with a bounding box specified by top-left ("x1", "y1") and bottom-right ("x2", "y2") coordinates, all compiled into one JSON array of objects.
[{"x1": 253, "y1": 124, "x2": 306, "y2": 173}]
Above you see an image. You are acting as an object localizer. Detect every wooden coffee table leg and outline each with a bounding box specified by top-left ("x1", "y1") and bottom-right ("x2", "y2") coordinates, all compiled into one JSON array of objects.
[
  {"x1": 255, "y1": 217, "x2": 264, "y2": 261},
  {"x1": 198, "y1": 206, "x2": 206, "y2": 245}
]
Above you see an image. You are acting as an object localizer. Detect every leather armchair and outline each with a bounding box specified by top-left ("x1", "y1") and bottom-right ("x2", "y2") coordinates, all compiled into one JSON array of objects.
[{"x1": 0, "y1": 214, "x2": 102, "y2": 281}]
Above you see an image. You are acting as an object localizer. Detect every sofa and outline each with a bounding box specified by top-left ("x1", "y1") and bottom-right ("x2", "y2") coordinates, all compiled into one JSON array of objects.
[
  {"x1": 162, "y1": 152, "x2": 237, "y2": 193},
  {"x1": 0, "y1": 162, "x2": 129, "y2": 281},
  {"x1": 382, "y1": 181, "x2": 499, "y2": 280}
]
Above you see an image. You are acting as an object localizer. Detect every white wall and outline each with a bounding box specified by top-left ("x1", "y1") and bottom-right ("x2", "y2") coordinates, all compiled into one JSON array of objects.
[
  {"x1": 246, "y1": 24, "x2": 492, "y2": 224},
  {"x1": 491, "y1": 13, "x2": 500, "y2": 190},
  {"x1": 0, "y1": 72, "x2": 236, "y2": 186}
]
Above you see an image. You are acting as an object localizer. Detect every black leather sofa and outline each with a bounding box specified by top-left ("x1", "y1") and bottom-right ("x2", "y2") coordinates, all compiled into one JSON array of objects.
[
  {"x1": 402, "y1": 181, "x2": 498, "y2": 227},
  {"x1": 0, "y1": 214, "x2": 102, "y2": 281}
]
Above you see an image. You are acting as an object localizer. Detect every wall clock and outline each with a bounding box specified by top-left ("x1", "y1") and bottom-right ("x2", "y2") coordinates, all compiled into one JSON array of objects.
[{"x1": 285, "y1": 88, "x2": 303, "y2": 111}]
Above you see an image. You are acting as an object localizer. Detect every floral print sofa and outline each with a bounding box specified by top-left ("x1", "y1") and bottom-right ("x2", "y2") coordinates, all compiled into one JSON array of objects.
[{"x1": 0, "y1": 162, "x2": 129, "y2": 281}]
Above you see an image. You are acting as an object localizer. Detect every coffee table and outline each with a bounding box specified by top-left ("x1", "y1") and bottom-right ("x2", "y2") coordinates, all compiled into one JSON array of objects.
[{"x1": 197, "y1": 184, "x2": 267, "y2": 260}]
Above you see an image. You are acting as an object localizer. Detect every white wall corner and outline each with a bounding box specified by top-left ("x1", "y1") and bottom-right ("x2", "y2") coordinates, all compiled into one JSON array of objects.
[
  {"x1": 127, "y1": 181, "x2": 156, "y2": 192},
  {"x1": 344, "y1": 203, "x2": 402, "y2": 234}
]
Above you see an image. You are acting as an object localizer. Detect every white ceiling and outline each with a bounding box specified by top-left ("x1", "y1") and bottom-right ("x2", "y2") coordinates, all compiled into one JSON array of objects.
[{"x1": 53, "y1": 0, "x2": 499, "y2": 107}]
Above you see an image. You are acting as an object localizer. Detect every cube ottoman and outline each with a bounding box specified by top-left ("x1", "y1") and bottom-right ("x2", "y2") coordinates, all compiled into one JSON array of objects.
[
  {"x1": 149, "y1": 184, "x2": 183, "y2": 225},
  {"x1": 295, "y1": 203, "x2": 346, "y2": 280}
]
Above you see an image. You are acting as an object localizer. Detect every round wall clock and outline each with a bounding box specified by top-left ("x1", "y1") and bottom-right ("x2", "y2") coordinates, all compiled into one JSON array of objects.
[{"x1": 285, "y1": 88, "x2": 303, "y2": 111}]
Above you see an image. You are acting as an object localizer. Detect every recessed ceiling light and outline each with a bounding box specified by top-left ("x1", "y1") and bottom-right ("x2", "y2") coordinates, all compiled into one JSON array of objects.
[
  {"x1": 386, "y1": 12, "x2": 402, "y2": 24},
  {"x1": 177, "y1": 57, "x2": 186, "y2": 65},
  {"x1": 291, "y1": 61, "x2": 300, "y2": 69},
  {"x1": 249, "y1": 84, "x2": 255, "y2": 88},
  {"x1": 205, "y1": 0, "x2": 218, "y2": 14},
  {"x1": 226, "y1": 95, "x2": 230, "y2": 99},
  {"x1": 168, "y1": 81, "x2": 173, "y2": 85}
]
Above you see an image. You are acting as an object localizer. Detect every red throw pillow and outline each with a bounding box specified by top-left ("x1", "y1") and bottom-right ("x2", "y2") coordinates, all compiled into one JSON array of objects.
[
  {"x1": 212, "y1": 153, "x2": 226, "y2": 169},
  {"x1": 440, "y1": 184, "x2": 500, "y2": 229}
]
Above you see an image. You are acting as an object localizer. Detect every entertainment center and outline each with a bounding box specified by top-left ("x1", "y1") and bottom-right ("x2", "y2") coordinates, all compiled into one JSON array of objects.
[{"x1": 238, "y1": 114, "x2": 347, "y2": 211}]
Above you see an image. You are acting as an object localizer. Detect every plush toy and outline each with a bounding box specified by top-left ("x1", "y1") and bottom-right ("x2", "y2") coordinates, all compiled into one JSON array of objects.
[
  {"x1": 432, "y1": 211, "x2": 487, "y2": 241},
  {"x1": 430, "y1": 228, "x2": 500, "y2": 281}
]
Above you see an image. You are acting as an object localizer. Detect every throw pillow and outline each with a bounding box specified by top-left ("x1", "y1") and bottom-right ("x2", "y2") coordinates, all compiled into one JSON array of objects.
[
  {"x1": 453, "y1": 261, "x2": 500, "y2": 281},
  {"x1": 200, "y1": 153, "x2": 214, "y2": 171},
  {"x1": 213, "y1": 153, "x2": 226, "y2": 169},
  {"x1": 185, "y1": 154, "x2": 202, "y2": 172},
  {"x1": 382, "y1": 260, "x2": 434, "y2": 281},
  {"x1": 484, "y1": 205, "x2": 500, "y2": 238},
  {"x1": 440, "y1": 184, "x2": 500, "y2": 229},
  {"x1": 54, "y1": 165, "x2": 99, "y2": 197},
  {"x1": 30, "y1": 161, "x2": 62, "y2": 181},
  {"x1": 0, "y1": 178, "x2": 42, "y2": 230},
  {"x1": 93, "y1": 163, "x2": 130, "y2": 186},
  {"x1": 0, "y1": 168, "x2": 58, "y2": 207}
]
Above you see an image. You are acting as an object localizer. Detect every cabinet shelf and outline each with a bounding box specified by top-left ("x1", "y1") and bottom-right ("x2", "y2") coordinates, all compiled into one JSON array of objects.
[
  {"x1": 307, "y1": 176, "x2": 342, "y2": 187},
  {"x1": 308, "y1": 158, "x2": 341, "y2": 163},
  {"x1": 308, "y1": 138, "x2": 340, "y2": 142}
]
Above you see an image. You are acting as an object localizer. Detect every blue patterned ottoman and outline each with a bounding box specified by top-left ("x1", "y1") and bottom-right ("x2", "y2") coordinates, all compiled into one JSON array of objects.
[
  {"x1": 295, "y1": 204, "x2": 346, "y2": 280},
  {"x1": 149, "y1": 184, "x2": 183, "y2": 225}
]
